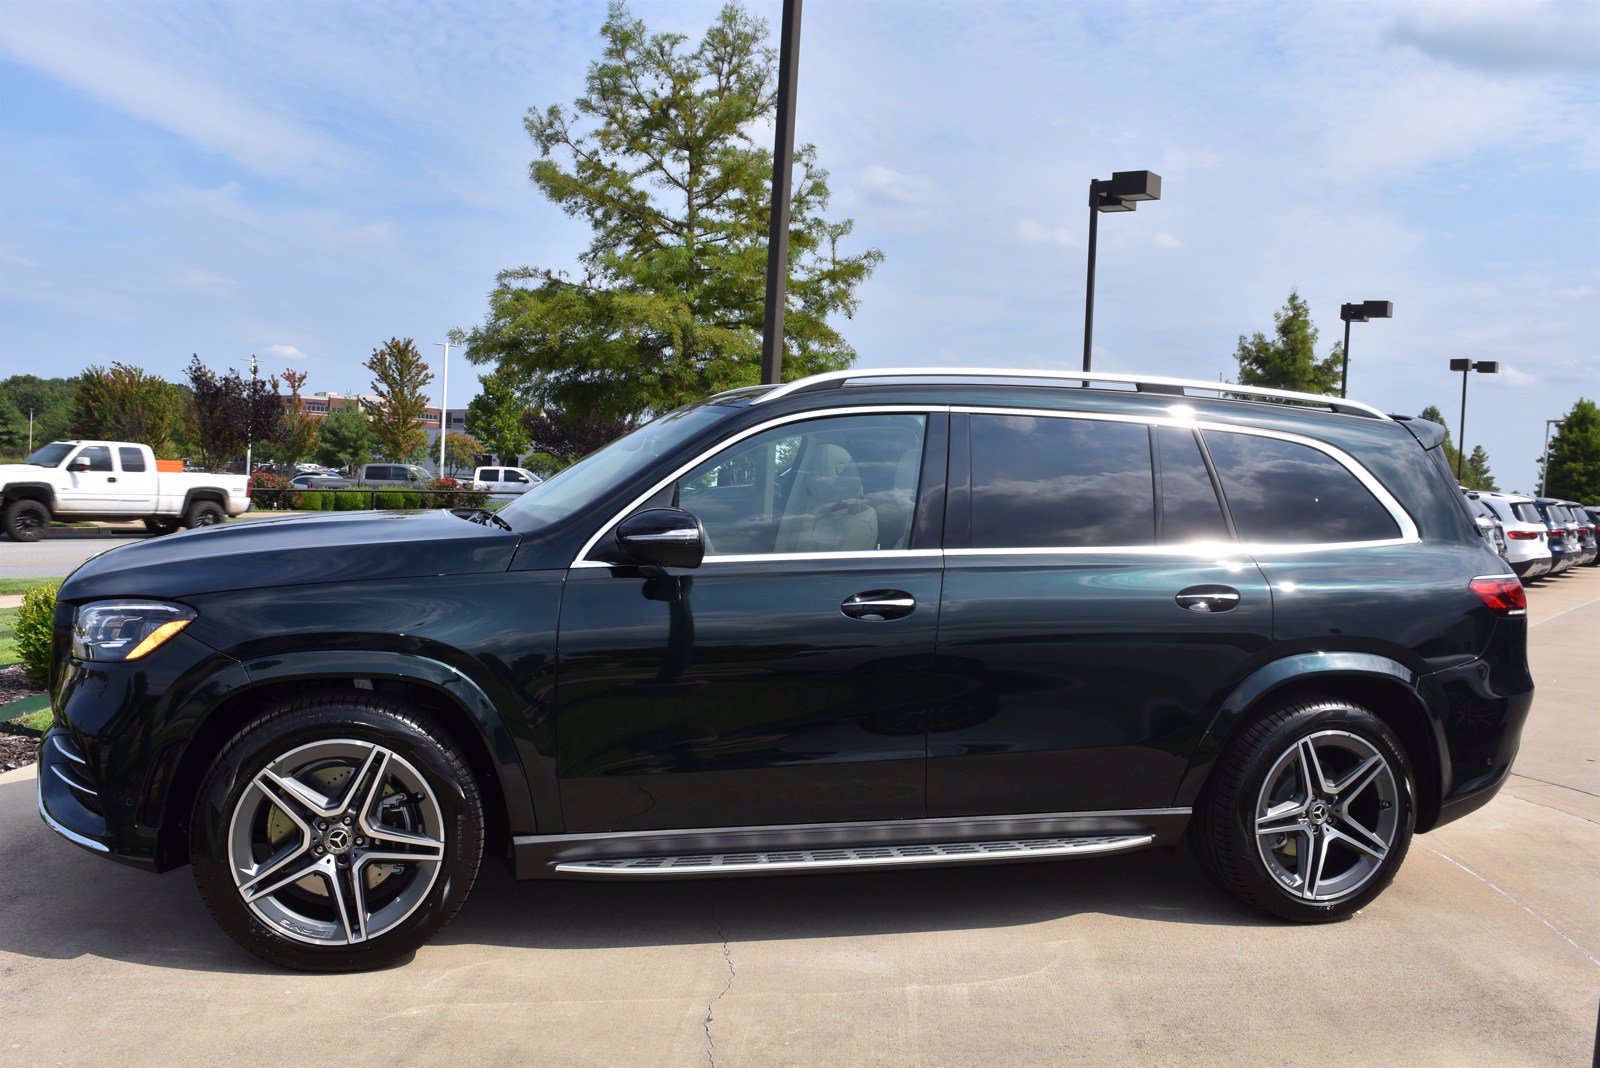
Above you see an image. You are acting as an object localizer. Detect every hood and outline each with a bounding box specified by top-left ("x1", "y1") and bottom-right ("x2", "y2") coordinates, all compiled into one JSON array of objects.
[
  {"x1": 1, "y1": 463, "x2": 57, "y2": 482},
  {"x1": 59, "y1": 510, "x2": 521, "y2": 602}
]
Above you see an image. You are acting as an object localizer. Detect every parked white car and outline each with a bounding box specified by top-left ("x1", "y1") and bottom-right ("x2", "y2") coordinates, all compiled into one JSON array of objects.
[
  {"x1": 472, "y1": 466, "x2": 542, "y2": 499},
  {"x1": 1475, "y1": 491, "x2": 1552, "y2": 581},
  {"x1": 1, "y1": 440, "x2": 252, "y2": 541}
]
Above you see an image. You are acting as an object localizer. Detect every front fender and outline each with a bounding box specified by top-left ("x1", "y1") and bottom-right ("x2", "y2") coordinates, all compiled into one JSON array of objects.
[
  {"x1": 1171, "y1": 651, "x2": 1450, "y2": 811},
  {"x1": 237, "y1": 649, "x2": 538, "y2": 836}
]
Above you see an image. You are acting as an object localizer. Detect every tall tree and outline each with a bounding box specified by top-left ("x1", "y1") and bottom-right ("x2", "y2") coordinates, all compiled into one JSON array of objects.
[
  {"x1": 0, "y1": 375, "x2": 76, "y2": 455},
  {"x1": 1419, "y1": 405, "x2": 1462, "y2": 479},
  {"x1": 462, "y1": 1, "x2": 883, "y2": 424},
  {"x1": 183, "y1": 355, "x2": 287, "y2": 470},
  {"x1": 1234, "y1": 290, "x2": 1343, "y2": 395},
  {"x1": 70, "y1": 363, "x2": 187, "y2": 454},
  {"x1": 314, "y1": 405, "x2": 379, "y2": 474},
  {"x1": 277, "y1": 369, "x2": 320, "y2": 466},
  {"x1": 465, "y1": 369, "x2": 533, "y2": 465},
  {"x1": 1543, "y1": 397, "x2": 1600, "y2": 500},
  {"x1": 524, "y1": 408, "x2": 632, "y2": 465},
  {"x1": 364, "y1": 337, "x2": 433, "y2": 462},
  {"x1": 1463, "y1": 446, "x2": 1497, "y2": 492},
  {"x1": 443, "y1": 432, "x2": 484, "y2": 476}
]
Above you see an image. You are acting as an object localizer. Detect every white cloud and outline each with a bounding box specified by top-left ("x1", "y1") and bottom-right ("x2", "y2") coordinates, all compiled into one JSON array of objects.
[
  {"x1": 1387, "y1": 1, "x2": 1600, "y2": 75},
  {"x1": 858, "y1": 165, "x2": 942, "y2": 207},
  {"x1": 1016, "y1": 219, "x2": 1079, "y2": 247},
  {"x1": 264, "y1": 344, "x2": 305, "y2": 360},
  {"x1": 1501, "y1": 366, "x2": 1539, "y2": 386},
  {"x1": 1154, "y1": 232, "x2": 1184, "y2": 249}
]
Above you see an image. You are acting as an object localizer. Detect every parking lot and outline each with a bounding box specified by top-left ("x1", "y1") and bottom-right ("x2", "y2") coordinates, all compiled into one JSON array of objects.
[{"x1": 0, "y1": 567, "x2": 1595, "y2": 1066}]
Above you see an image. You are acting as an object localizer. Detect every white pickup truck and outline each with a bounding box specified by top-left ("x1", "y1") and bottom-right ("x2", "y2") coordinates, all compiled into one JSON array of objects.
[{"x1": 1, "y1": 440, "x2": 252, "y2": 542}]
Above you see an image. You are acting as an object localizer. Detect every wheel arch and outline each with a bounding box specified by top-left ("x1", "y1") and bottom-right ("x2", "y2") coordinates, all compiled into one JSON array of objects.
[
  {"x1": 3, "y1": 482, "x2": 57, "y2": 509},
  {"x1": 1174, "y1": 653, "x2": 1450, "y2": 832},
  {"x1": 154, "y1": 652, "x2": 536, "y2": 870}
]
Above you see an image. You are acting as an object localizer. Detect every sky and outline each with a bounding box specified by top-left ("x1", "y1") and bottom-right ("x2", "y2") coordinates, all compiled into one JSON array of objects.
[{"x1": 0, "y1": 0, "x2": 1596, "y2": 492}]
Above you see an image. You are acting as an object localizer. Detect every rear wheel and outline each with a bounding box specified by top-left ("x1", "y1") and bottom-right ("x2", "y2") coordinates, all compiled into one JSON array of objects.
[
  {"x1": 190, "y1": 694, "x2": 484, "y2": 971},
  {"x1": 183, "y1": 500, "x2": 225, "y2": 528},
  {"x1": 1190, "y1": 695, "x2": 1414, "y2": 922},
  {"x1": 3, "y1": 499, "x2": 49, "y2": 542}
]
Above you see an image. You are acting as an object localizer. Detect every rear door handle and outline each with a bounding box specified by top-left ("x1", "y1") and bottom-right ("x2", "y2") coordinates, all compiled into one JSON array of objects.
[
  {"x1": 1175, "y1": 585, "x2": 1241, "y2": 613},
  {"x1": 841, "y1": 590, "x2": 916, "y2": 621}
]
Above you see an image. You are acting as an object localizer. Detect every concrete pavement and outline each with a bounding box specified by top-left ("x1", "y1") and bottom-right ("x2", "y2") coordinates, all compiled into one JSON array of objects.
[{"x1": 0, "y1": 570, "x2": 1596, "y2": 1066}]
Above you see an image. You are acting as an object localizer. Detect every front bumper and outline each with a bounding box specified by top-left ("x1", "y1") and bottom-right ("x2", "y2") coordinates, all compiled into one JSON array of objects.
[{"x1": 39, "y1": 631, "x2": 250, "y2": 870}]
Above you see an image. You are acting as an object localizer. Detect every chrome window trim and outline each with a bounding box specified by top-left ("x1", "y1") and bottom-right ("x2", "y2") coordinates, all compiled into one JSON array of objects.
[
  {"x1": 570, "y1": 405, "x2": 946, "y2": 568},
  {"x1": 955, "y1": 404, "x2": 1420, "y2": 547}
]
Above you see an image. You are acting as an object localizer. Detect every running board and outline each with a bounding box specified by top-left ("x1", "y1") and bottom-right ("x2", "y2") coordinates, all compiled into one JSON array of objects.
[{"x1": 553, "y1": 834, "x2": 1154, "y2": 877}]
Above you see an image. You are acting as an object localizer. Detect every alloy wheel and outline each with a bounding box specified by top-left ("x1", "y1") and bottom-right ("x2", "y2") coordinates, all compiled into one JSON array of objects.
[
  {"x1": 226, "y1": 739, "x2": 445, "y2": 947},
  {"x1": 1253, "y1": 730, "x2": 1399, "y2": 902}
]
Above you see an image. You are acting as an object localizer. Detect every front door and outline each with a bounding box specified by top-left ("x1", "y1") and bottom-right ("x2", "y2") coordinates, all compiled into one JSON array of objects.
[
  {"x1": 928, "y1": 414, "x2": 1274, "y2": 817},
  {"x1": 555, "y1": 410, "x2": 945, "y2": 832},
  {"x1": 57, "y1": 444, "x2": 119, "y2": 513}
]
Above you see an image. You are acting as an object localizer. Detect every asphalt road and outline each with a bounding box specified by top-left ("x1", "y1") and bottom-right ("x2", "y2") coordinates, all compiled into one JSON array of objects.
[
  {"x1": 1, "y1": 569, "x2": 1596, "y2": 1066},
  {"x1": 0, "y1": 526, "x2": 149, "y2": 581}
]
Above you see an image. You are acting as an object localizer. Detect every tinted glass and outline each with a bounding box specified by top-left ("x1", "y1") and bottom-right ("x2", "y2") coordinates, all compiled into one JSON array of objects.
[
  {"x1": 507, "y1": 471, "x2": 529, "y2": 483},
  {"x1": 677, "y1": 413, "x2": 926, "y2": 555},
  {"x1": 1512, "y1": 502, "x2": 1542, "y2": 524},
  {"x1": 76, "y1": 446, "x2": 113, "y2": 472},
  {"x1": 1156, "y1": 427, "x2": 1229, "y2": 543},
  {"x1": 1203, "y1": 431, "x2": 1401, "y2": 543},
  {"x1": 118, "y1": 447, "x2": 146, "y2": 472},
  {"x1": 970, "y1": 415, "x2": 1154, "y2": 548},
  {"x1": 482, "y1": 469, "x2": 501, "y2": 482},
  {"x1": 26, "y1": 442, "x2": 73, "y2": 467}
]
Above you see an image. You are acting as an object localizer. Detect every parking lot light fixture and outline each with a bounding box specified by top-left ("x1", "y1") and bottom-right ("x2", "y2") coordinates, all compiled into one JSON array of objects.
[
  {"x1": 1083, "y1": 170, "x2": 1161, "y2": 374},
  {"x1": 1450, "y1": 358, "x2": 1499, "y2": 480},
  {"x1": 1338, "y1": 300, "x2": 1392, "y2": 399}
]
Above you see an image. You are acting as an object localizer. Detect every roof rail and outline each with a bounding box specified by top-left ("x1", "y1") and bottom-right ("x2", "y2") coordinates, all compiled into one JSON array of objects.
[{"x1": 751, "y1": 367, "x2": 1391, "y2": 420}]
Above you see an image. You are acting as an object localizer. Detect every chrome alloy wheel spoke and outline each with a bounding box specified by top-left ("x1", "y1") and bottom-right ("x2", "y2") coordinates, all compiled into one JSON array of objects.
[{"x1": 1297, "y1": 826, "x2": 1329, "y2": 898}]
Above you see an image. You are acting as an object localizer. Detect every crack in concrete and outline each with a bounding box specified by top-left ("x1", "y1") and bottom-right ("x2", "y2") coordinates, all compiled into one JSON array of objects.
[
  {"x1": 1423, "y1": 844, "x2": 1600, "y2": 968},
  {"x1": 702, "y1": 887, "x2": 736, "y2": 1068}
]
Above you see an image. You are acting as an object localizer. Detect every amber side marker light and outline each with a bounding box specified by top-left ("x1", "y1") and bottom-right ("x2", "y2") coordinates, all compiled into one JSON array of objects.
[
  {"x1": 1469, "y1": 576, "x2": 1527, "y2": 618},
  {"x1": 125, "y1": 619, "x2": 192, "y2": 660}
]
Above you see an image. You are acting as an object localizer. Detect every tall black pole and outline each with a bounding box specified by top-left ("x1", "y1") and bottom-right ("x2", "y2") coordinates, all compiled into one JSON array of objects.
[
  {"x1": 1340, "y1": 318, "x2": 1352, "y2": 399},
  {"x1": 1082, "y1": 194, "x2": 1099, "y2": 374},
  {"x1": 759, "y1": 0, "x2": 802, "y2": 386},
  {"x1": 1456, "y1": 366, "x2": 1468, "y2": 481}
]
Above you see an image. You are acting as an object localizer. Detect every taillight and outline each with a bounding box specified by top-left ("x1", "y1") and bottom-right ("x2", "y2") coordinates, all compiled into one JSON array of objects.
[
  {"x1": 1507, "y1": 530, "x2": 1539, "y2": 540},
  {"x1": 1470, "y1": 576, "x2": 1526, "y2": 617}
]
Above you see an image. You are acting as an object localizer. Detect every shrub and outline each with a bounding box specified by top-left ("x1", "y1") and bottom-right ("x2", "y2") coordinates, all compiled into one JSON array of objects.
[
  {"x1": 374, "y1": 491, "x2": 420, "y2": 510},
  {"x1": 297, "y1": 491, "x2": 328, "y2": 511},
  {"x1": 16, "y1": 581, "x2": 60, "y2": 689},
  {"x1": 335, "y1": 491, "x2": 371, "y2": 510},
  {"x1": 249, "y1": 471, "x2": 292, "y2": 510},
  {"x1": 426, "y1": 477, "x2": 489, "y2": 509}
]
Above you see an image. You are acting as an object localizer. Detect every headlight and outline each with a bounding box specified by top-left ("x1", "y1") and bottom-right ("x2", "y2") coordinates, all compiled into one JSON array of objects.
[{"x1": 72, "y1": 601, "x2": 196, "y2": 662}]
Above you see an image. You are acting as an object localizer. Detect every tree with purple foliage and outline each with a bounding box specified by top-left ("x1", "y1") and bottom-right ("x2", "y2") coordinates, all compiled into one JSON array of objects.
[{"x1": 184, "y1": 354, "x2": 287, "y2": 470}]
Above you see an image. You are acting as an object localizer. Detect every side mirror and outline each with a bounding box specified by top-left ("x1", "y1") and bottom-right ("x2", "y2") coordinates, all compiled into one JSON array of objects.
[
  {"x1": 616, "y1": 508, "x2": 705, "y2": 569},
  {"x1": 69, "y1": 457, "x2": 91, "y2": 471}
]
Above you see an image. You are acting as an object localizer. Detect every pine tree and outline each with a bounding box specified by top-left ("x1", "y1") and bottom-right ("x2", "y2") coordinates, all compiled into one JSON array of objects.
[
  {"x1": 1234, "y1": 290, "x2": 1343, "y2": 395},
  {"x1": 463, "y1": 1, "x2": 882, "y2": 424}
]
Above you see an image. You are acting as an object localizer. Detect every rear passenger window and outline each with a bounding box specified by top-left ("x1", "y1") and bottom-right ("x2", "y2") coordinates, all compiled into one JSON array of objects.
[
  {"x1": 1203, "y1": 431, "x2": 1401, "y2": 544},
  {"x1": 118, "y1": 448, "x2": 147, "y2": 472},
  {"x1": 1156, "y1": 427, "x2": 1229, "y2": 543},
  {"x1": 969, "y1": 415, "x2": 1154, "y2": 548}
]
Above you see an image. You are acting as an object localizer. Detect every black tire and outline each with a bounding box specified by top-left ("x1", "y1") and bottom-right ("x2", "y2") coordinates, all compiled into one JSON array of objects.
[
  {"x1": 2, "y1": 499, "x2": 50, "y2": 542},
  {"x1": 142, "y1": 517, "x2": 181, "y2": 535},
  {"x1": 183, "y1": 500, "x2": 225, "y2": 528},
  {"x1": 1189, "y1": 694, "x2": 1415, "y2": 923},
  {"x1": 190, "y1": 693, "x2": 484, "y2": 972}
]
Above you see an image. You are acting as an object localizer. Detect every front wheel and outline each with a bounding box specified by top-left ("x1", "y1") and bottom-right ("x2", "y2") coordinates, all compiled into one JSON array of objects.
[
  {"x1": 1190, "y1": 695, "x2": 1414, "y2": 923},
  {"x1": 190, "y1": 695, "x2": 484, "y2": 971},
  {"x1": 3, "y1": 499, "x2": 50, "y2": 542}
]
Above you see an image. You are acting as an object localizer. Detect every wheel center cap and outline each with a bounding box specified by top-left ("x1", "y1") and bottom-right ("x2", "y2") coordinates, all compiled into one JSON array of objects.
[
  {"x1": 1307, "y1": 800, "x2": 1332, "y2": 826},
  {"x1": 321, "y1": 826, "x2": 354, "y2": 855}
]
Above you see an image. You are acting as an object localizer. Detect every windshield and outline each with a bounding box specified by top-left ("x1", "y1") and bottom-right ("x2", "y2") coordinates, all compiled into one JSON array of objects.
[
  {"x1": 24, "y1": 442, "x2": 73, "y2": 468},
  {"x1": 496, "y1": 403, "x2": 733, "y2": 528}
]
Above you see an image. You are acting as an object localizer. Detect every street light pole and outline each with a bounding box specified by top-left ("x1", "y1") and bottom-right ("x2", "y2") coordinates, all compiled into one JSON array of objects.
[
  {"x1": 27, "y1": 408, "x2": 34, "y2": 453},
  {"x1": 1540, "y1": 418, "x2": 1561, "y2": 497},
  {"x1": 434, "y1": 341, "x2": 451, "y2": 476},
  {"x1": 1449, "y1": 358, "x2": 1499, "y2": 481},
  {"x1": 1082, "y1": 170, "x2": 1161, "y2": 374},
  {"x1": 759, "y1": 0, "x2": 802, "y2": 386},
  {"x1": 1338, "y1": 300, "x2": 1392, "y2": 399},
  {"x1": 245, "y1": 353, "x2": 258, "y2": 477}
]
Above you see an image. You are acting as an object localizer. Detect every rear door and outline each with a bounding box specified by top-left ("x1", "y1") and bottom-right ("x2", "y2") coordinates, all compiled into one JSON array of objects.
[
  {"x1": 929, "y1": 412, "x2": 1273, "y2": 817},
  {"x1": 111, "y1": 446, "x2": 157, "y2": 515}
]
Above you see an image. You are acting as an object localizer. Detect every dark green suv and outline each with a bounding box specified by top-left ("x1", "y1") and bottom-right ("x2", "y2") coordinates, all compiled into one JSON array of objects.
[{"x1": 39, "y1": 368, "x2": 1533, "y2": 970}]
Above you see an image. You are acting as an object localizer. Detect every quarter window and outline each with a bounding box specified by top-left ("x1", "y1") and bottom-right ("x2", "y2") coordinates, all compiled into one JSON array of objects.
[
  {"x1": 675, "y1": 413, "x2": 927, "y2": 555},
  {"x1": 969, "y1": 415, "x2": 1154, "y2": 549},
  {"x1": 118, "y1": 448, "x2": 147, "y2": 472},
  {"x1": 1202, "y1": 431, "x2": 1401, "y2": 544}
]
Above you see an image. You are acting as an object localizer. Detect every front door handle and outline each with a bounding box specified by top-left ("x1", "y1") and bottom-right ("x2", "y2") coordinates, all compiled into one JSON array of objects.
[
  {"x1": 841, "y1": 590, "x2": 916, "y2": 621},
  {"x1": 107, "y1": 477, "x2": 117, "y2": 483},
  {"x1": 1175, "y1": 585, "x2": 1241, "y2": 613}
]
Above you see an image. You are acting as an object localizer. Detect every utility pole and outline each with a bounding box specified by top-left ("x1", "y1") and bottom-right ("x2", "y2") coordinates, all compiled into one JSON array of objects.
[
  {"x1": 759, "y1": 0, "x2": 802, "y2": 385},
  {"x1": 245, "y1": 353, "x2": 258, "y2": 477},
  {"x1": 434, "y1": 341, "x2": 452, "y2": 476},
  {"x1": 1540, "y1": 418, "x2": 1561, "y2": 497},
  {"x1": 27, "y1": 408, "x2": 34, "y2": 453}
]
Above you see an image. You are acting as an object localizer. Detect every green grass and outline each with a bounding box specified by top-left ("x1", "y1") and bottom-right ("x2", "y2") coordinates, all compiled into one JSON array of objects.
[
  {"x1": 0, "y1": 578, "x2": 54, "y2": 597},
  {"x1": 3, "y1": 694, "x2": 51, "y2": 732},
  {"x1": 0, "y1": 605, "x2": 18, "y2": 666}
]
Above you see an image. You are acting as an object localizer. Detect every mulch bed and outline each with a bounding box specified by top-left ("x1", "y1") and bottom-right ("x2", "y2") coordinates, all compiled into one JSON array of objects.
[
  {"x1": 1, "y1": 733, "x2": 38, "y2": 771},
  {"x1": 0, "y1": 664, "x2": 40, "y2": 707}
]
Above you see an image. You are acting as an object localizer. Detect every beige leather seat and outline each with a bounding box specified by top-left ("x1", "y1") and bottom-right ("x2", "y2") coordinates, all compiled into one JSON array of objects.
[{"x1": 775, "y1": 443, "x2": 879, "y2": 552}]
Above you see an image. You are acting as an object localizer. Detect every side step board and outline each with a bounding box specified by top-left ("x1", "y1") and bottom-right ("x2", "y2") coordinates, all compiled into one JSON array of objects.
[{"x1": 554, "y1": 834, "x2": 1154, "y2": 877}]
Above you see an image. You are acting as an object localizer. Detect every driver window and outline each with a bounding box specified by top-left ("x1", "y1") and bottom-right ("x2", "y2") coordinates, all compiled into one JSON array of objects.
[
  {"x1": 75, "y1": 446, "x2": 113, "y2": 472},
  {"x1": 676, "y1": 413, "x2": 926, "y2": 556}
]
